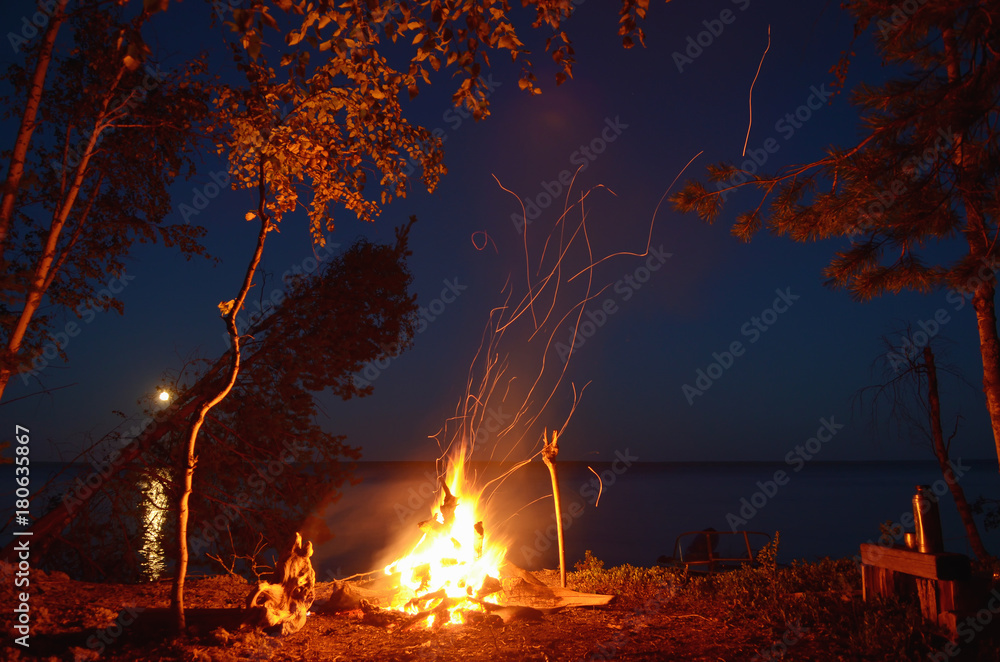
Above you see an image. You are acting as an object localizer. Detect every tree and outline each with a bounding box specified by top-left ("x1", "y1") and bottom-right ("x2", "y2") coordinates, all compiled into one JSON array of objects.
[
  {"x1": 862, "y1": 336, "x2": 990, "y2": 561},
  {"x1": 0, "y1": 0, "x2": 70, "y2": 250},
  {"x1": 8, "y1": 228, "x2": 418, "y2": 581},
  {"x1": 165, "y1": 0, "x2": 660, "y2": 630},
  {"x1": 671, "y1": 1, "x2": 1000, "y2": 471},
  {"x1": 0, "y1": 2, "x2": 212, "y2": 400}
]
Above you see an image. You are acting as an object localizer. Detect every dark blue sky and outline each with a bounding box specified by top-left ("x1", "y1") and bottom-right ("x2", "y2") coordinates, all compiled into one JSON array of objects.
[{"x1": 3, "y1": 0, "x2": 995, "y2": 466}]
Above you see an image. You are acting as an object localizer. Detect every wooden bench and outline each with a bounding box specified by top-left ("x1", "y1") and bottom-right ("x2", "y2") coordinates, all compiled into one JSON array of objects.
[{"x1": 859, "y1": 543, "x2": 983, "y2": 639}]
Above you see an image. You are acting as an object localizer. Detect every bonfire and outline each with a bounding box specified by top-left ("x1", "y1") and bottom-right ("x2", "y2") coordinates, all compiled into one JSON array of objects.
[{"x1": 383, "y1": 453, "x2": 507, "y2": 627}]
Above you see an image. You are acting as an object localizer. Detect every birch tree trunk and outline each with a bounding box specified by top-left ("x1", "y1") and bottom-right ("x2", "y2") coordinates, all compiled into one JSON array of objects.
[
  {"x1": 0, "y1": 61, "x2": 127, "y2": 400},
  {"x1": 0, "y1": 0, "x2": 70, "y2": 252}
]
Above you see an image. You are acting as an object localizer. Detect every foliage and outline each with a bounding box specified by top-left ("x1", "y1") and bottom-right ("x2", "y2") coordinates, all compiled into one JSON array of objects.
[
  {"x1": 229, "y1": 0, "x2": 657, "y2": 108},
  {"x1": 0, "y1": 3, "x2": 212, "y2": 386},
  {"x1": 211, "y1": 50, "x2": 445, "y2": 243},
  {"x1": 46, "y1": 227, "x2": 418, "y2": 581},
  {"x1": 971, "y1": 496, "x2": 1000, "y2": 531},
  {"x1": 177, "y1": 225, "x2": 420, "y2": 556},
  {"x1": 670, "y1": 0, "x2": 1000, "y2": 470},
  {"x1": 572, "y1": 548, "x2": 993, "y2": 660},
  {"x1": 672, "y1": 1, "x2": 999, "y2": 299},
  {"x1": 208, "y1": 0, "x2": 663, "y2": 245},
  {"x1": 569, "y1": 550, "x2": 682, "y2": 610}
]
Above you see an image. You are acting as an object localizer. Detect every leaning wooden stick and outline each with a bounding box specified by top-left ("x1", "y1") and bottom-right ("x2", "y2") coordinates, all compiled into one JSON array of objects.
[{"x1": 542, "y1": 430, "x2": 566, "y2": 588}]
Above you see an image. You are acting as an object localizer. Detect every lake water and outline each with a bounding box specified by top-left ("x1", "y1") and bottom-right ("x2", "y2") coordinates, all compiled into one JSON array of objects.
[
  {"x1": 3, "y1": 459, "x2": 999, "y2": 582},
  {"x1": 310, "y1": 459, "x2": 1000, "y2": 580}
]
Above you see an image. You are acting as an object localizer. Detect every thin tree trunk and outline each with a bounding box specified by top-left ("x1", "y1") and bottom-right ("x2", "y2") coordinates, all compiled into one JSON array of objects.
[
  {"x1": 2, "y1": 272, "x2": 291, "y2": 566},
  {"x1": 0, "y1": 64, "x2": 125, "y2": 400},
  {"x1": 171, "y1": 169, "x2": 271, "y2": 633},
  {"x1": 923, "y1": 346, "x2": 990, "y2": 561},
  {"x1": 0, "y1": 0, "x2": 70, "y2": 253}
]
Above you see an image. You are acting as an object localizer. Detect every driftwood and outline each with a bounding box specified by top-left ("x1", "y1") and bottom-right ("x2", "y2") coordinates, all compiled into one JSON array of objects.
[{"x1": 245, "y1": 532, "x2": 316, "y2": 635}]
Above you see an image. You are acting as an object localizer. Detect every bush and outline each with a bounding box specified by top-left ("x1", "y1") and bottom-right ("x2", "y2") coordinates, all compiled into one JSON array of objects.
[
  {"x1": 568, "y1": 550, "x2": 682, "y2": 610},
  {"x1": 567, "y1": 536, "x2": 991, "y2": 660}
]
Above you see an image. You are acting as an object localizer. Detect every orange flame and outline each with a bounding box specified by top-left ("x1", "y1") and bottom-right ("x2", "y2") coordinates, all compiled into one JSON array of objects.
[{"x1": 384, "y1": 451, "x2": 507, "y2": 626}]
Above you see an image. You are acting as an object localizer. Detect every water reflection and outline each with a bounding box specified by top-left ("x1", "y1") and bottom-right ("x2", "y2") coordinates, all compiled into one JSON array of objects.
[{"x1": 138, "y1": 470, "x2": 169, "y2": 581}]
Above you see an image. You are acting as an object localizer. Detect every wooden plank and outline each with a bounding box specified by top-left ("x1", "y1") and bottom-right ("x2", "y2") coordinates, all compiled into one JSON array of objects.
[
  {"x1": 499, "y1": 580, "x2": 614, "y2": 609},
  {"x1": 938, "y1": 612, "x2": 960, "y2": 641},
  {"x1": 915, "y1": 578, "x2": 940, "y2": 624},
  {"x1": 859, "y1": 544, "x2": 971, "y2": 581},
  {"x1": 861, "y1": 564, "x2": 874, "y2": 601}
]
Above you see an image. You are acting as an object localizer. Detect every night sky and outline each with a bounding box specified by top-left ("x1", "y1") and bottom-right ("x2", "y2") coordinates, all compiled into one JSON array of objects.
[{"x1": 3, "y1": 0, "x2": 995, "y2": 466}]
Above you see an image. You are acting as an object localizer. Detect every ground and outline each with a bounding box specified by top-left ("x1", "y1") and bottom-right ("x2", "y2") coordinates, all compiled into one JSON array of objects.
[{"x1": 0, "y1": 562, "x2": 948, "y2": 661}]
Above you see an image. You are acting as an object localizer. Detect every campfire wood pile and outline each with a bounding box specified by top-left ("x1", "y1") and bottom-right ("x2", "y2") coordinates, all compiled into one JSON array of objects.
[
  {"x1": 317, "y1": 563, "x2": 612, "y2": 629},
  {"x1": 248, "y1": 479, "x2": 611, "y2": 634},
  {"x1": 245, "y1": 532, "x2": 316, "y2": 635},
  {"x1": 315, "y1": 477, "x2": 612, "y2": 630}
]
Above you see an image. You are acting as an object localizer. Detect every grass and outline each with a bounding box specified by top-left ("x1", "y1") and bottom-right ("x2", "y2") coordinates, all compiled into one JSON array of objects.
[{"x1": 566, "y1": 533, "x2": 1000, "y2": 661}]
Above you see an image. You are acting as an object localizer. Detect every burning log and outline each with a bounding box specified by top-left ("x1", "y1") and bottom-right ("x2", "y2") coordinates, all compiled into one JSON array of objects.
[
  {"x1": 399, "y1": 596, "x2": 462, "y2": 630},
  {"x1": 245, "y1": 532, "x2": 316, "y2": 635},
  {"x1": 417, "y1": 481, "x2": 459, "y2": 536},
  {"x1": 380, "y1": 457, "x2": 612, "y2": 628},
  {"x1": 474, "y1": 520, "x2": 484, "y2": 558}
]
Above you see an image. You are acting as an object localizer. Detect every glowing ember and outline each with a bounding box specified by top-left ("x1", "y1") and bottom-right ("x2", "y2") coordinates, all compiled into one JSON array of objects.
[{"x1": 384, "y1": 453, "x2": 507, "y2": 627}]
